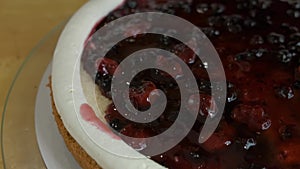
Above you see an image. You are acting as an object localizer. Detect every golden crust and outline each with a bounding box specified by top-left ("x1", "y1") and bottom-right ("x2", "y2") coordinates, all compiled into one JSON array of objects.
[{"x1": 49, "y1": 82, "x2": 102, "y2": 169}]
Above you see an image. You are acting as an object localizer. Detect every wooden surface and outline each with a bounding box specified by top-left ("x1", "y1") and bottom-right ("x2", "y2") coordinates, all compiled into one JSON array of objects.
[{"x1": 0, "y1": 0, "x2": 86, "y2": 168}]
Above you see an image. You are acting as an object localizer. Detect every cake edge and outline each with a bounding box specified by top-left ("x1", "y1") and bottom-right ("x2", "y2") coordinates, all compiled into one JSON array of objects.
[{"x1": 49, "y1": 78, "x2": 102, "y2": 169}]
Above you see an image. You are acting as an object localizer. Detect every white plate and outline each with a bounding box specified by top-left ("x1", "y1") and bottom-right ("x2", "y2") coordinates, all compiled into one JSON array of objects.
[{"x1": 35, "y1": 62, "x2": 81, "y2": 169}]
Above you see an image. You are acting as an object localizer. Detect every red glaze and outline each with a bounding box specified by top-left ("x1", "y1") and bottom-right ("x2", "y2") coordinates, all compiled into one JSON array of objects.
[
  {"x1": 201, "y1": 122, "x2": 235, "y2": 153},
  {"x1": 277, "y1": 139, "x2": 300, "y2": 165},
  {"x1": 232, "y1": 104, "x2": 271, "y2": 131},
  {"x1": 81, "y1": 0, "x2": 300, "y2": 168},
  {"x1": 129, "y1": 81, "x2": 157, "y2": 110},
  {"x1": 80, "y1": 103, "x2": 120, "y2": 140}
]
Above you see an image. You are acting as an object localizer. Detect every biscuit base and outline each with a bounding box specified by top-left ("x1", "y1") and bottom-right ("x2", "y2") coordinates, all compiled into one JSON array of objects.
[{"x1": 50, "y1": 84, "x2": 102, "y2": 169}]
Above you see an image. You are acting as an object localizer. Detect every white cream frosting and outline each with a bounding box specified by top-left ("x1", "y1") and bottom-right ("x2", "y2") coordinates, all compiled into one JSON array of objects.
[{"x1": 52, "y1": 0, "x2": 166, "y2": 168}]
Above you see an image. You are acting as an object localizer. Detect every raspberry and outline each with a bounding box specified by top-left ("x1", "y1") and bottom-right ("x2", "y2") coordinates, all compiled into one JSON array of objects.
[
  {"x1": 129, "y1": 81, "x2": 157, "y2": 110},
  {"x1": 96, "y1": 57, "x2": 119, "y2": 76}
]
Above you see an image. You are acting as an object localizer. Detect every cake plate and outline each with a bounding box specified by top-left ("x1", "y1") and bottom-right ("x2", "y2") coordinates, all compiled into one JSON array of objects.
[{"x1": 1, "y1": 21, "x2": 81, "y2": 169}]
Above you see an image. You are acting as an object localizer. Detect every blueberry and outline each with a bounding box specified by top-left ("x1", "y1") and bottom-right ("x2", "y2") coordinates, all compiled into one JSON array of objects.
[
  {"x1": 259, "y1": 0, "x2": 272, "y2": 9},
  {"x1": 190, "y1": 152, "x2": 201, "y2": 160},
  {"x1": 202, "y1": 27, "x2": 220, "y2": 37},
  {"x1": 160, "y1": 35, "x2": 170, "y2": 46},
  {"x1": 287, "y1": 9, "x2": 300, "y2": 18},
  {"x1": 225, "y1": 15, "x2": 243, "y2": 33},
  {"x1": 267, "y1": 32, "x2": 285, "y2": 44},
  {"x1": 262, "y1": 119, "x2": 272, "y2": 130},
  {"x1": 235, "y1": 52, "x2": 252, "y2": 60},
  {"x1": 162, "y1": 7, "x2": 175, "y2": 15},
  {"x1": 280, "y1": 23, "x2": 299, "y2": 33},
  {"x1": 227, "y1": 82, "x2": 234, "y2": 88},
  {"x1": 279, "y1": 125, "x2": 294, "y2": 140},
  {"x1": 295, "y1": 2, "x2": 300, "y2": 9},
  {"x1": 237, "y1": 2, "x2": 249, "y2": 10},
  {"x1": 208, "y1": 16, "x2": 225, "y2": 27},
  {"x1": 196, "y1": 3, "x2": 209, "y2": 14},
  {"x1": 95, "y1": 73, "x2": 113, "y2": 96},
  {"x1": 251, "y1": 48, "x2": 267, "y2": 58},
  {"x1": 276, "y1": 86, "x2": 294, "y2": 99},
  {"x1": 250, "y1": 35, "x2": 264, "y2": 45},
  {"x1": 287, "y1": 41, "x2": 300, "y2": 53},
  {"x1": 225, "y1": 15, "x2": 243, "y2": 25},
  {"x1": 109, "y1": 119, "x2": 124, "y2": 131},
  {"x1": 189, "y1": 151, "x2": 206, "y2": 164},
  {"x1": 106, "y1": 14, "x2": 117, "y2": 23},
  {"x1": 126, "y1": 38, "x2": 136, "y2": 43},
  {"x1": 228, "y1": 24, "x2": 242, "y2": 33},
  {"x1": 235, "y1": 51, "x2": 258, "y2": 60},
  {"x1": 266, "y1": 15, "x2": 273, "y2": 25},
  {"x1": 244, "y1": 19, "x2": 257, "y2": 28},
  {"x1": 227, "y1": 90, "x2": 238, "y2": 103},
  {"x1": 277, "y1": 49, "x2": 293, "y2": 63},
  {"x1": 295, "y1": 66, "x2": 300, "y2": 89},
  {"x1": 294, "y1": 81, "x2": 300, "y2": 89},
  {"x1": 198, "y1": 80, "x2": 212, "y2": 91},
  {"x1": 181, "y1": 2, "x2": 191, "y2": 13},
  {"x1": 244, "y1": 138, "x2": 256, "y2": 150},
  {"x1": 211, "y1": 3, "x2": 225, "y2": 14},
  {"x1": 249, "y1": 9, "x2": 257, "y2": 18},
  {"x1": 290, "y1": 33, "x2": 300, "y2": 42},
  {"x1": 249, "y1": 0, "x2": 259, "y2": 8},
  {"x1": 127, "y1": 0, "x2": 137, "y2": 9}
]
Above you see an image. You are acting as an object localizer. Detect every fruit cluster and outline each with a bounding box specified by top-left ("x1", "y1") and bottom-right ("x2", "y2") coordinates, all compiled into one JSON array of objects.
[{"x1": 82, "y1": 0, "x2": 300, "y2": 168}]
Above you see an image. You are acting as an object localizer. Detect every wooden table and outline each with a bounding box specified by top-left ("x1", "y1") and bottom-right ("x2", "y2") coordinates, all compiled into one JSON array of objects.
[{"x1": 0, "y1": 0, "x2": 86, "y2": 167}]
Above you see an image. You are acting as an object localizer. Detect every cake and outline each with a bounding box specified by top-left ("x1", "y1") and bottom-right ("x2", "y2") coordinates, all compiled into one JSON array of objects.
[{"x1": 51, "y1": 0, "x2": 300, "y2": 169}]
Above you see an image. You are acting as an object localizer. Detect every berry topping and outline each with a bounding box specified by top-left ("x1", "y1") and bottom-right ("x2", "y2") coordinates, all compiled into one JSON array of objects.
[
  {"x1": 129, "y1": 81, "x2": 157, "y2": 110},
  {"x1": 81, "y1": 0, "x2": 300, "y2": 168},
  {"x1": 172, "y1": 43, "x2": 196, "y2": 64},
  {"x1": 243, "y1": 138, "x2": 256, "y2": 150},
  {"x1": 201, "y1": 122, "x2": 235, "y2": 153},
  {"x1": 120, "y1": 124, "x2": 152, "y2": 151},
  {"x1": 232, "y1": 104, "x2": 271, "y2": 131},
  {"x1": 267, "y1": 32, "x2": 285, "y2": 44},
  {"x1": 196, "y1": 3, "x2": 209, "y2": 14},
  {"x1": 277, "y1": 139, "x2": 300, "y2": 165},
  {"x1": 275, "y1": 86, "x2": 294, "y2": 99},
  {"x1": 156, "y1": 55, "x2": 183, "y2": 78},
  {"x1": 124, "y1": 22, "x2": 150, "y2": 37},
  {"x1": 295, "y1": 65, "x2": 300, "y2": 80},
  {"x1": 187, "y1": 94, "x2": 217, "y2": 117},
  {"x1": 250, "y1": 35, "x2": 264, "y2": 45},
  {"x1": 279, "y1": 124, "x2": 295, "y2": 140},
  {"x1": 96, "y1": 57, "x2": 119, "y2": 76},
  {"x1": 105, "y1": 103, "x2": 128, "y2": 131},
  {"x1": 277, "y1": 49, "x2": 294, "y2": 63}
]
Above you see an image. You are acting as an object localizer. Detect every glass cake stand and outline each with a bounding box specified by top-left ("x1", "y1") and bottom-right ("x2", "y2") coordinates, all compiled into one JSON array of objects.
[{"x1": 1, "y1": 21, "x2": 81, "y2": 169}]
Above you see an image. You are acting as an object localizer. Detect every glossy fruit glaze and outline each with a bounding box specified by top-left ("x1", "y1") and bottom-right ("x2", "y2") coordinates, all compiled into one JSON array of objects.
[{"x1": 81, "y1": 0, "x2": 300, "y2": 168}]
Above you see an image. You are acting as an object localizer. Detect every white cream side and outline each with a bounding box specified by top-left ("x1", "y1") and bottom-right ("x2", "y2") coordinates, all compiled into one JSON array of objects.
[{"x1": 51, "y1": 0, "x2": 166, "y2": 168}]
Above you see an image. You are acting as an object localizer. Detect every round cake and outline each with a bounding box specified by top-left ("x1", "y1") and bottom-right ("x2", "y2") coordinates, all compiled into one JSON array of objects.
[{"x1": 51, "y1": 0, "x2": 300, "y2": 169}]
